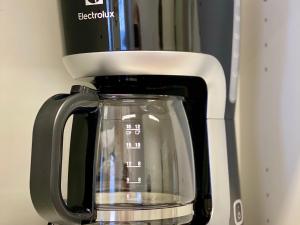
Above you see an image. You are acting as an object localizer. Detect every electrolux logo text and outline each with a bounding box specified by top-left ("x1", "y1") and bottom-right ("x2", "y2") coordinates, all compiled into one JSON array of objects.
[
  {"x1": 85, "y1": 0, "x2": 103, "y2": 6},
  {"x1": 80, "y1": 0, "x2": 114, "y2": 21},
  {"x1": 78, "y1": 11, "x2": 115, "y2": 21}
]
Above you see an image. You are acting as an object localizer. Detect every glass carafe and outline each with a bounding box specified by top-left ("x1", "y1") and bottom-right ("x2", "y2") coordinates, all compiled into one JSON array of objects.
[
  {"x1": 94, "y1": 95, "x2": 196, "y2": 222},
  {"x1": 30, "y1": 88, "x2": 196, "y2": 225}
]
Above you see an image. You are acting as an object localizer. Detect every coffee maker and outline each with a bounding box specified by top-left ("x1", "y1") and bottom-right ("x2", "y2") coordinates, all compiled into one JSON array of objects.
[{"x1": 30, "y1": 0, "x2": 243, "y2": 225}]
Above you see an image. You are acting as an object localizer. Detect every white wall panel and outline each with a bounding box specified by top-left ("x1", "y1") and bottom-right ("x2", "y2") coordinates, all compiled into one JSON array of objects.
[
  {"x1": 0, "y1": 0, "x2": 89, "y2": 224},
  {"x1": 239, "y1": 0, "x2": 300, "y2": 224}
]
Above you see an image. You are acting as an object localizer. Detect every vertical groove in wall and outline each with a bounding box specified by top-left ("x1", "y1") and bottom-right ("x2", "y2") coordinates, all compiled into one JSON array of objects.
[{"x1": 262, "y1": 1, "x2": 271, "y2": 224}]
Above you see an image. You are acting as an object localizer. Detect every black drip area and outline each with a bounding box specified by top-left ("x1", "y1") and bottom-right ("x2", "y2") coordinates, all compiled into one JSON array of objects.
[{"x1": 94, "y1": 75, "x2": 205, "y2": 100}]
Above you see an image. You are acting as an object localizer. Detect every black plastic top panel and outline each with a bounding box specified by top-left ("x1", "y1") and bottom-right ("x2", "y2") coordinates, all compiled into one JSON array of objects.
[
  {"x1": 59, "y1": 0, "x2": 204, "y2": 54},
  {"x1": 59, "y1": 0, "x2": 234, "y2": 55}
]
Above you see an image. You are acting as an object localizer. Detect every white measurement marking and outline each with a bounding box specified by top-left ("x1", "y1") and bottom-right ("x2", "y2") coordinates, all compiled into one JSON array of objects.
[
  {"x1": 126, "y1": 142, "x2": 141, "y2": 150},
  {"x1": 126, "y1": 161, "x2": 142, "y2": 168},
  {"x1": 126, "y1": 177, "x2": 142, "y2": 184},
  {"x1": 125, "y1": 124, "x2": 141, "y2": 135}
]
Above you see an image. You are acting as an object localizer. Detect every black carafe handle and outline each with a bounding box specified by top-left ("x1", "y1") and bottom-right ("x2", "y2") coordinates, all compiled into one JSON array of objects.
[{"x1": 30, "y1": 86, "x2": 99, "y2": 225}]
